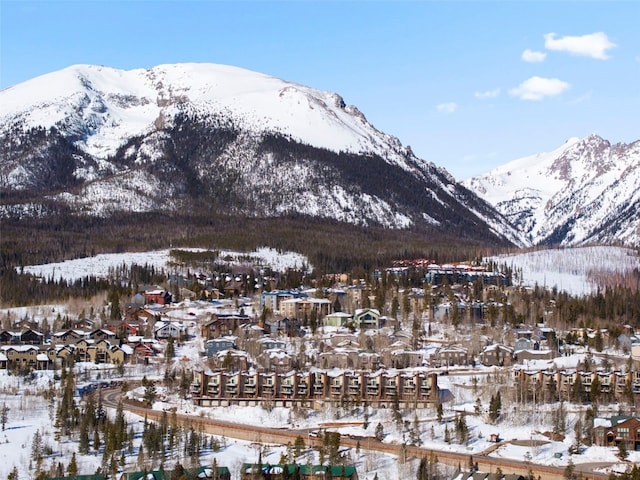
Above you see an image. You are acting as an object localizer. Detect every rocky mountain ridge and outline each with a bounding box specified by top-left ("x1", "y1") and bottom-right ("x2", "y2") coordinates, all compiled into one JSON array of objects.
[{"x1": 463, "y1": 134, "x2": 640, "y2": 247}]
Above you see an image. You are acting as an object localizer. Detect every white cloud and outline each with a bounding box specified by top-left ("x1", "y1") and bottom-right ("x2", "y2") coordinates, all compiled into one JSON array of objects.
[
  {"x1": 474, "y1": 88, "x2": 501, "y2": 100},
  {"x1": 509, "y1": 76, "x2": 571, "y2": 101},
  {"x1": 522, "y1": 49, "x2": 547, "y2": 63},
  {"x1": 436, "y1": 102, "x2": 458, "y2": 114},
  {"x1": 544, "y1": 32, "x2": 616, "y2": 60}
]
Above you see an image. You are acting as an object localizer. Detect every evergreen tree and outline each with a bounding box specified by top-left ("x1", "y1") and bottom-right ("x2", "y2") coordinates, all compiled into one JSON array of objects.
[
  {"x1": 294, "y1": 435, "x2": 305, "y2": 458},
  {"x1": 375, "y1": 422, "x2": 384, "y2": 441},
  {"x1": 7, "y1": 466, "x2": 18, "y2": 480},
  {"x1": 171, "y1": 462, "x2": 185, "y2": 480},
  {"x1": 1, "y1": 403, "x2": 9, "y2": 431},
  {"x1": 108, "y1": 289, "x2": 121, "y2": 321},
  {"x1": 144, "y1": 381, "x2": 157, "y2": 406},
  {"x1": 571, "y1": 417, "x2": 583, "y2": 454},
  {"x1": 553, "y1": 401, "x2": 567, "y2": 437},
  {"x1": 594, "y1": 329, "x2": 604, "y2": 352},
  {"x1": 68, "y1": 452, "x2": 78, "y2": 477},
  {"x1": 137, "y1": 444, "x2": 146, "y2": 470},
  {"x1": 489, "y1": 392, "x2": 501, "y2": 422},
  {"x1": 563, "y1": 459, "x2": 575, "y2": 480},
  {"x1": 618, "y1": 440, "x2": 629, "y2": 460},
  {"x1": 391, "y1": 296, "x2": 399, "y2": 319},
  {"x1": 590, "y1": 375, "x2": 602, "y2": 406},
  {"x1": 417, "y1": 457, "x2": 427, "y2": 480},
  {"x1": 165, "y1": 336, "x2": 176, "y2": 363},
  {"x1": 31, "y1": 429, "x2": 43, "y2": 464},
  {"x1": 455, "y1": 413, "x2": 469, "y2": 444},
  {"x1": 571, "y1": 375, "x2": 585, "y2": 403},
  {"x1": 94, "y1": 428, "x2": 101, "y2": 452},
  {"x1": 584, "y1": 407, "x2": 595, "y2": 446},
  {"x1": 78, "y1": 420, "x2": 90, "y2": 454},
  {"x1": 416, "y1": 451, "x2": 439, "y2": 480},
  {"x1": 392, "y1": 394, "x2": 403, "y2": 429},
  {"x1": 409, "y1": 413, "x2": 422, "y2": 446}
]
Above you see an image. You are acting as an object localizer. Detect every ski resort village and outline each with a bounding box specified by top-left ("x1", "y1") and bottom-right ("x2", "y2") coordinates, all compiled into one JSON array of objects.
[{"x1": 0, "y1": 246, "x2": 639, "y2": 480}]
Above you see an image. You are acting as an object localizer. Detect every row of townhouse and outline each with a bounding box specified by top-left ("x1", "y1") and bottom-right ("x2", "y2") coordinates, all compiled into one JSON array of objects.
[
  {"x1": 207, "y1": 342, "x2": 422, "y2": 377},
  {"x1": 513, "y1": 368, "x2": 640, "y2": 402},
  {"x1": 0, "y1": 335, "x2": 163, "y2": 370},
  {"x1": 0, "y1": 328, "x2": 45, "y2": 345},
  {"x1": 0, "y1": 345, "x2": 56, "y2": 370},
  {"x1": 202, "y1": 308, "x2": 385, "y2": 341},
  {"x1": 0, "y1": 327, "x2": 120, "y2": 346},
  {"x1": 52, "y1": 328, "x2": 117, "y2": 345},
  {"x1": 429, "y1": 343, "x2": 555, "y2": 368},
  {"x1": 191, "y1": 368, "x2": 438, "y2": 407},
  {"x1": 0, "y1": 338, "x2": 132, "y2": 370}
]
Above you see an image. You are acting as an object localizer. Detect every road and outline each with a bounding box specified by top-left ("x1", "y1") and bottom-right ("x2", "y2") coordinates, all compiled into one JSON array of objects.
[{"x1": 101, "y1": 389, "x2": 614, "y2": 480}]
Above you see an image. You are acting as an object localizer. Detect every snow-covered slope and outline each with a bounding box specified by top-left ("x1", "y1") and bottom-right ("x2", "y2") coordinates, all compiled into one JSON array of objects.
[
  {"x1": 463, "y1": 135, "x2": 640, "y2": 247},
  {"x1": 0, "y1": 63, "x2": 413, "y2": 173},
  {"x1": 0, "y1": 63, "x2": 520, "y2": 246}
]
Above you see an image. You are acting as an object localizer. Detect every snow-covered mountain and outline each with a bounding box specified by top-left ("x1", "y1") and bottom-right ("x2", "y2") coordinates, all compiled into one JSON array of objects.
[
  {"x1": 463, "y1": 135, "x2": 640, "y2": 247},
  {"x1": 0, "y1": 63, "x2": 520, "y2": 246}
]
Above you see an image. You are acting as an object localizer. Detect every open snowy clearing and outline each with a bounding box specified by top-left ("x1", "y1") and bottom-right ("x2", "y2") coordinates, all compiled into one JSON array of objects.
[
  {"x1": 488, "y1": 246, "x2": 639, "y2": 296},
  {"x1": 21, "y1": 247, "x2": 311, "y2": 283}
]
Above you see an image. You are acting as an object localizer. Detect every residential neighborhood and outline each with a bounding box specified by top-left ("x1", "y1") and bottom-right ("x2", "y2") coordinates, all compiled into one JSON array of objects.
[{"x1": 1, "y1": 248, "x2": 640, "y2": 480}]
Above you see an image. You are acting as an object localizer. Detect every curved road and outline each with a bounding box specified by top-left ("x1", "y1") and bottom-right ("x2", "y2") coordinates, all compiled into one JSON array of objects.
[{"x1": 102, "y1": 389, "x2": 613, "y2": 480}]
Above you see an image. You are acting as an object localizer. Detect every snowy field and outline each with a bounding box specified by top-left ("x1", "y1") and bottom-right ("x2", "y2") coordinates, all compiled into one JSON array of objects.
[
  {"x1": 22, "y1": 247, "x2": 311, "y2": 282},
  {"x1": 488, "y1": 246, "x2": 639, "y2": 296}
]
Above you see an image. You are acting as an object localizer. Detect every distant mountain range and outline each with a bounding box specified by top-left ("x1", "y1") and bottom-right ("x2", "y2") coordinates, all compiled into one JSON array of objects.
[
  {"x1": 0, "y1": 63, "x2": 637, "y2": 248},
  {"x1": 463, "y1": 135, "x2": 640, "y2": 247}
]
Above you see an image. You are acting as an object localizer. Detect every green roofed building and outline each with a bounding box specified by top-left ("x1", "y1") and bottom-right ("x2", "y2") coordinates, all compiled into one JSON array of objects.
[
  {"x1": 240, "y1": 463, "x2": 357, "y2": 479},
  {"x1": 121, "y1": 471, "x2": 170, "y2": 480},
  {"x1": 183, "y1": 466, "x2": 231, "y2": 480},
  {"x1": 47, "y1": 465, "x2": 231, "y2": 480}
]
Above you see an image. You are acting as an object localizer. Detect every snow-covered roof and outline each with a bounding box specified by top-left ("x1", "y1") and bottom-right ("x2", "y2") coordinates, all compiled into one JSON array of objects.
[
  {"x1": 1, "y1": 345, "x2": 39, "y2": 352},
  {"x1": 594, "y1": 418, "x2": 612, "y2": 428},
  {"x1": 325, "y1": 312, "x2": 352, "y2": 318},
  {"x1": 120, "y1": 345, "x2": 134, "y2": 355}
]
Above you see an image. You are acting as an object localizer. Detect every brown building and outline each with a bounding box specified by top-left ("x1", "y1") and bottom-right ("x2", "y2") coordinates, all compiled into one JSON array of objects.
[
  {"x1": 594, "y1": 416, "x2": 640, "y2": 450},
  {"x1": 192, "y1": 368, "x2": 437, "y2": 407}
]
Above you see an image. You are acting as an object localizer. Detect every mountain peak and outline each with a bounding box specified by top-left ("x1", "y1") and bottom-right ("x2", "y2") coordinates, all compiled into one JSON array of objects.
[
  {"x1": 0, "y1": 62, "x2": 519, "y2": 247},
  {"x1": 463, "y1": 135, "x2": 640, "y2": 247},
  {"x1": 0, "y1": 63, "x2": 411, "y2": 165}
]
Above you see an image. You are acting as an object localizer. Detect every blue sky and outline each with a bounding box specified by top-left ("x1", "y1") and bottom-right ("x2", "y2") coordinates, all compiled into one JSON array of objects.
[{"x1": 1, "y1": 1, "x2": 638, "y2": 179}]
